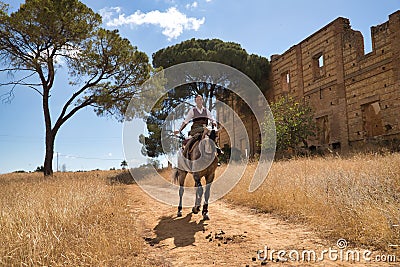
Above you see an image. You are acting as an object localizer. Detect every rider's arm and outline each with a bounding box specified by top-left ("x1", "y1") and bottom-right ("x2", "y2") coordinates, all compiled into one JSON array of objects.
[
  {"x1": 175, "y1": 108, "x2": 194, "y2": 134},
  {"x1": 206, "y1": 109, "x2": 217, "y2": 126}
]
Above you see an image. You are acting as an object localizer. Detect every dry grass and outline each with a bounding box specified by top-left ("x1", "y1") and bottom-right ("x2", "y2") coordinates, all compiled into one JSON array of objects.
[
  {"x1": 224, "y1": 153, "x2": 400, "y2": 253},
  {"x1": 0, "y1": 170, "x2": 151, "y2": 266},
  {"x1": 8, "y1": 152, "x2": 397, "y2": 265}
]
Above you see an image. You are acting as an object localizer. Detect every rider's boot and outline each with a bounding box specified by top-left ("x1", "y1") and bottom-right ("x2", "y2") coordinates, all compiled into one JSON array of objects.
[{"x1": 215, "y1": 145, "x2": 223, "y2": 166}]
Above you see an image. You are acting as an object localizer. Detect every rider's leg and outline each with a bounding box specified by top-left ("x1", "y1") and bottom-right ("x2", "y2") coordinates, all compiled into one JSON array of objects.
[{"x1": 182, "y1": 136, "x2": 193, "y2": 158}]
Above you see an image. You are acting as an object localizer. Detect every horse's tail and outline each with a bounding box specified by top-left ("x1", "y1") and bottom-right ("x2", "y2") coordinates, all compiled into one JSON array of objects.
[{"x1": 172, "y1": 168, "x2": 179, "y2": 184}]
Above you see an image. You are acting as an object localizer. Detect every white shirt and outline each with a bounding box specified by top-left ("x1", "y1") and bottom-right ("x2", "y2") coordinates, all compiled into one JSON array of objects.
[{"x1": 183, "y1": 106, "x2": 215, "y2": 125}]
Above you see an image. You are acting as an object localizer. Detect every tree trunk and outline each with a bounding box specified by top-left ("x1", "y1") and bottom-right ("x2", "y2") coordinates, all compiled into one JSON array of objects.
[
  {"x1": 44, "y1": 130, "x2": 55, "y2": 176},
  {"x1": 42, "y1": 81, "x2": 54, "y2": 176}
]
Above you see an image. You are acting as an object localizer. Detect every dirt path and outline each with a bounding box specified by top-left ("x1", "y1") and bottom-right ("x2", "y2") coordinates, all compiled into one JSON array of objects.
[{"x1": 126, "y1": 184, "x2": 395, "y2": 266}]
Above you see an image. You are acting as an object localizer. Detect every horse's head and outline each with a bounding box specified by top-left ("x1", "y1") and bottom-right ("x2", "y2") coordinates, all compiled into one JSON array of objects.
[
  {"x1": 198, "y1": 125, "x2": 218, "y2": 157},
  {"x1": 208, "y1": 128, "x2": 217, "y2": 142}
]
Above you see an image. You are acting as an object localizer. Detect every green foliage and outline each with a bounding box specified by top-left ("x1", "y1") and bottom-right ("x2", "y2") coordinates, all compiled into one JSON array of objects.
[
  {"x1": 73, "y1": 28, "x2": 151, "y2": 121},
  {"x1": 0, "y1": 1, "x2": 7, "y2": 16},
  {"x1": 147, "y1": 158, "x2": 161, "y2": 169},
  {"x1": 152, "y1": 38, "x2": 270, "y2": 93},
  {"x1": 34, "y1": 165, "x2": 44, "y2": 172},
  {"x1": 120, "y1": 160, "x2": 128, "y2": 170},
  {"x1": 0, "y1": 0, "x2": 151, "y2": 120},
  {"x1": 262, "y1": 96, "x2": 316, "y2": 152},
  {"x1": 1, "y1": 0, "x2": 101, "y2": 69},
  {"x1": 141, "y1": 38, "x2": 270, "y2": 158}
]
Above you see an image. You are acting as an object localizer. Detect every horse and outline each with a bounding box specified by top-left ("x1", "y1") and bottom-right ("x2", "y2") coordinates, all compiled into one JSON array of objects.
[{"x1": 172, "y1": 126, "x2": 218, "y2": 220}]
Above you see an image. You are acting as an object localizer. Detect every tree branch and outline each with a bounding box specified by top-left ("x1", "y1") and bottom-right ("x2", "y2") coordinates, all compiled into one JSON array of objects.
[
  {"x1": 0, "y1": 88, "x2": 14, "y2": 104},
  {"x1": 46, "y1": 56, "x2": 55, "y2": 89},
  {"x1": 0, "y1": 72, "x2": 43, "y2": 96},
  {"x1": 55, "y1": 70, "x2": 106, "y2": 131},
  {"x1": 0, "y1": 32, "x2": 34, "y2": 64},
  {"x1": 52, "y1": 96, "x2": 94, "y2": 134},
  {"x1": 0, "y1": 67, "x2": 33, "y2": 72}
]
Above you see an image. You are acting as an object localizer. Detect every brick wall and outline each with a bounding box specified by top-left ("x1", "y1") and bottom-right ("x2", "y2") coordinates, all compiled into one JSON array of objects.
[
  {"x1": 218, "y1": 10, "x2": 400, "y2": 156},
  {"x1": 269, "y1": 10, "x2": 400, "y2": 151}
]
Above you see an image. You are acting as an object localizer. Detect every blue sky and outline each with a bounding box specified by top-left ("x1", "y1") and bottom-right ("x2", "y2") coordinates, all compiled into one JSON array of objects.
[{"x1": 0, "y1": 0, "x2": 399, "y2": 173}]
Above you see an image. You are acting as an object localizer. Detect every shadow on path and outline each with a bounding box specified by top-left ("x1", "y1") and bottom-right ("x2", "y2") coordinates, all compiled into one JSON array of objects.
[{"x1": 147, "y1": 213, "x2": 206, "y2": 248}]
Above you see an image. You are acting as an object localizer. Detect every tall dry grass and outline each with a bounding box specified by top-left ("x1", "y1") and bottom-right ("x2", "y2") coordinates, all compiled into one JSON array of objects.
[
  {"x1": 224, "y1": 153, "x2": 400, "y2": 252},
  {"x1": 0, "y1": 171, "x2": 151, "y2": 266}
]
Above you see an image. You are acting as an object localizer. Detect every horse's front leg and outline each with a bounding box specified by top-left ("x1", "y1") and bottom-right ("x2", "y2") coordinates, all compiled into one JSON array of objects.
[
  {"x1": 177, "y1": 185, "x2": 184, "y2": 217},
  {"x1": 202, "y1": 172, "x2": 214, "y2": 220},
  {"x1": 201, "y1": 183, "x2": 211, "y2": 220},
  {"x1": 192, "y1": 173, "x2": 203, "y2": 214},
  {"x1": 176, "y1": 169, "x2": 186, "y2": 217}
]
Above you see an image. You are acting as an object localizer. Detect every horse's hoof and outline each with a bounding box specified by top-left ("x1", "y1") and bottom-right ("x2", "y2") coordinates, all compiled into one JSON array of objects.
[
  {"x1": 202, "y1": 213, "x2": 210, "y2": 220},
  {"x1": 192, "y1": 206, "x2": 200, "y2": 214},
  {"x1": 177, "y1": 211, "x2": 182, "y2": 217}
]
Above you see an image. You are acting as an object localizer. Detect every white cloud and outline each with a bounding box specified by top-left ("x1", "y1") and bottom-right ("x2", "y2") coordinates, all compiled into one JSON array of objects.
[
  {"x1": 185, "y1": 1, "x2": 198, "y2": 9},
  {"x1": 99, "y1": 7, "x2": 122, "y2": 21},
  {"x1": 103, "y1": 7, "x2": 205, "y2": 40},
  {"x1": 205, "y1": 0, "x2": 212, "y2": 2}
]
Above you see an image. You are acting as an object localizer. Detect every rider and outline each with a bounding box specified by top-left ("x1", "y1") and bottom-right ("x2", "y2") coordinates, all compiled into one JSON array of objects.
[{"x1": 174, "y1": 94, "x2": 222, "y2": 158}]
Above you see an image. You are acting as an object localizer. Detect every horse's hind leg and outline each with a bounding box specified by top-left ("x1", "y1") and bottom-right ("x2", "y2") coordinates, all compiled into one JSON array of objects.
[{"x1": 192, "y1": 174, "x2": 202, "y2": 214}]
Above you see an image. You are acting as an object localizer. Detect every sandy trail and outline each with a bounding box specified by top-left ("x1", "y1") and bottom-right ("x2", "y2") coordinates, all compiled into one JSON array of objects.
[{"x1": 126, "y1": 184, "x2": 395, "y2": 266}]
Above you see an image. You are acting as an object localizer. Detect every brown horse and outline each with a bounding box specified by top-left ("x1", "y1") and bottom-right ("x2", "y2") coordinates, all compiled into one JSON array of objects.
[{"x1": 172, "y1": 126, "x2": 218, "y2": 220}]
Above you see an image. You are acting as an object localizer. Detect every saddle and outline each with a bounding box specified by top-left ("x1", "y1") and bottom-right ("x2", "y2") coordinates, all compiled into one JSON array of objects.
[{"x1": 182, "y1": 133, "x2": 202, "y2": 160}]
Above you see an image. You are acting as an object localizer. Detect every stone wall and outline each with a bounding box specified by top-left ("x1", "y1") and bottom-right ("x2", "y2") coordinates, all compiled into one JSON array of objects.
[
  {"x1": 269, "y1": 10, "x2": 400, "y2": 151},
  {"x1": 343, "y1": 11, "x2": 400, "y2": 147},
  {"x1": 216, "y1": 97, "x2": 261, "y2": 158},
  {"x1": 217, "y1": 10, "x2": 400, "y2": 156}
]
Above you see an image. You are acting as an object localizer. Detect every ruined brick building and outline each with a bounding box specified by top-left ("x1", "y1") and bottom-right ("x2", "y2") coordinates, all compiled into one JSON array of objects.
[{"x1": 218, "y1": 10, "x2": 400, "y2": 156}]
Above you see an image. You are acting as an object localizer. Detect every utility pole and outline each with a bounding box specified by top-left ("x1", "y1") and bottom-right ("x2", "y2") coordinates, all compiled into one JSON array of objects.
[{"x1": 56, "y1": 152, "x2": 59, "y2": 172}]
